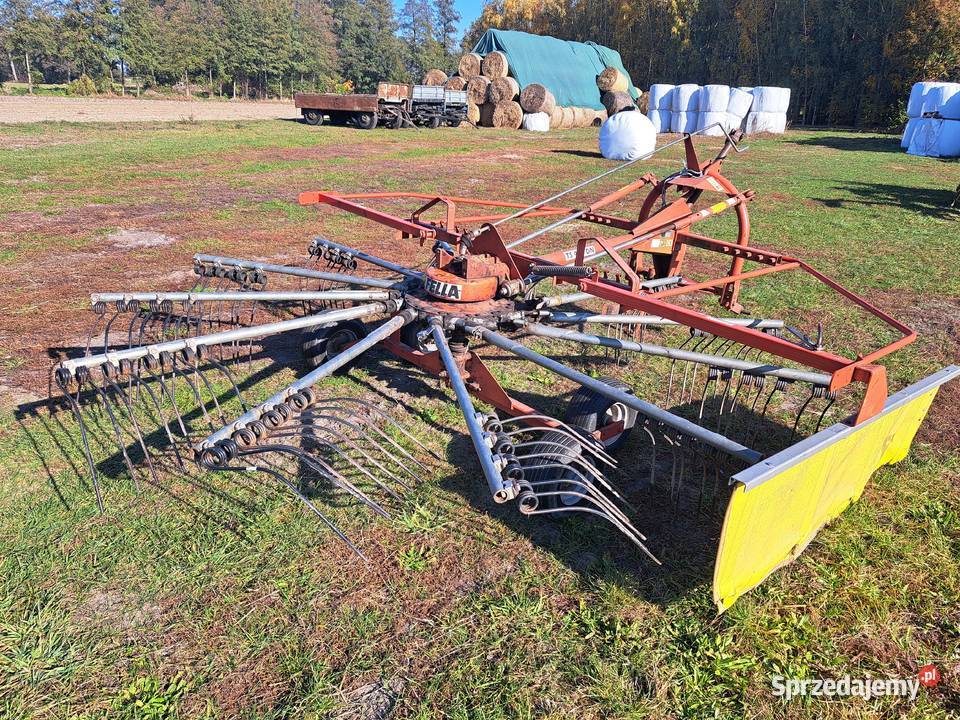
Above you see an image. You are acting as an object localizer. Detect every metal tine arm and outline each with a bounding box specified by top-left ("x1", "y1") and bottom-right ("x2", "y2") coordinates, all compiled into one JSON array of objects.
[
  {"x1": 467, "y1": 323, "x2": 763, "y2": 465},
  {"x1": 497, "y1": 426, "x2": 617, "y2": 468},
  {"x1": 310, "y1": 237, "x2": 425, "y2": 280},
  {"x1": 308, "y1": 403, "x2": 430, "y2": 472},
  {"x1": 513, "y1": 447, "x2": 632, "y2": 510},
  {"x1": 91, "y1": 290, "x2": 395, "y2": 305},
  {"x1": 516, "y1": 460, "x2": 635, "y2": 527},
  {"x1": 194, "y1": 254, "x2": 407, "y2": 290},
  {"x1": 488, "y1": 415, "x2": 616, "y2": 465}
]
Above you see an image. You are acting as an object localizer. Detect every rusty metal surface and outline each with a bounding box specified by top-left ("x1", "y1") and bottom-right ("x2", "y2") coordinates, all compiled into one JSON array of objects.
[{"x1": 294, "y1": 92, "x2": 379, "y2": 113}]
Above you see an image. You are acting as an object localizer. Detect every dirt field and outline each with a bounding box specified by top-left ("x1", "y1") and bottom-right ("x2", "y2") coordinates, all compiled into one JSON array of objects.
[
  {"x1": 0, "y1": 95, "x2": 297, "y2": 123},
  {"x1": 0, "y1": 120, "x2": 958, "y2": 719}
]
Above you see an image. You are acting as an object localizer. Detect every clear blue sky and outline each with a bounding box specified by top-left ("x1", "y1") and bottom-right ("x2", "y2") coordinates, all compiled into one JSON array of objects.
[{"x1": 393, "y1": 0, "x2": 486, "y2": 40}]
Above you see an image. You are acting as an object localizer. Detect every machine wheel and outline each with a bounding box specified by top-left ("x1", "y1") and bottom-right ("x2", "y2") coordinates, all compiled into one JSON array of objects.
[
  {"x1": 521, "y1": 429, "x2": 590, "y2": 512},
  {"x1": 427, "y1": 116, "x2": 441, "y2": 129},
  {"x1": 355, "y1": 112, "x2": 378, "y2": 130},
  {"x1": 301, "y1": 320, "x2": 368, "y2": 371},
  {"x1": 302, "y1": 110, "x2": 323, "y2": 126},
  {"x1": 564, "y1": 376, "x2": 638, "y2": 452},
  {"x1": 447, "y1": 117, "x2": 462, "y2": 128}
]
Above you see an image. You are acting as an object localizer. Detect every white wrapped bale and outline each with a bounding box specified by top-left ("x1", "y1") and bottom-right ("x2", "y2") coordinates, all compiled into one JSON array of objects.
[
  {"x1": 698, "y1": 111, "x2": 729, "y2": 135},
  {"x1": 648, "y1": 84, "x2": 675, "y2": 110},
  {"x1": 727, "y1": 112, "x2": 745, "y2": 132},
  {"x1": 599, "y1": 110, "x2": 657, "y2": 160},
  {"x1": 726, "y1": 87, "x2": 753, "y2": 121},
  {"x1": 901, "y1": 117, "x2": 921, "y2": 148},
  {"x1": 938, "y1": 119, "x2": 960, "y2": 157},
  {"x1": 921, "y1": 84, "x2": 950, "y2": 114},
  {"x1": 907, "y1": 82, "x2": 937, "y2": 117},
  {"x1": 522, "y1": 112, "x2": 551, "y2": 132},
  {"x1": 699, "y1": 84, "x2": 730, "y2": 112},
  {"x1": 670, "y1": 111, "x2": 697, "y2": 133},
  {"x1": 751, "y1": 87, "x2": 785, "y2": 113},
  {"x1": 941, "y1": 90, "x2": 960, "y2": 120},
  {"x1": 745, "y1": 111, "x2": 787, "y2": 134},
  {"x1": 907, "y1": 119, "x2": 937, "y2": 156},
  {"x1": 671, "y1": 84, "x2": 700, "y2": 112},
  {"x1": 647, "y1": 109, "x2": 670, "y2": 133},
  {"x1": 775, "y1": 87, "x2": 791, "y2": 113}
]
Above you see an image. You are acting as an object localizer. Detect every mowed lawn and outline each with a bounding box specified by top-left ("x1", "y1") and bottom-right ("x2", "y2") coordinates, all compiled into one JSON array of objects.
[{"x1": 0, "y1": 119, "x2": 958, "y2": 719}]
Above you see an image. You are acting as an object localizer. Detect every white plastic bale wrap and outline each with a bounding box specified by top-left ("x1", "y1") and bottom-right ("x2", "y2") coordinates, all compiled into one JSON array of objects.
[
  {"x1": 699, "y1": 84, "x2": 730, "y2": 112},
  {"x1": 920, "y1": 83, "x2": 952, "y2": 114},
  {"x1": 750, "y1": 86, "x2": 790, "y2": 113},
  {"x1": 670, "y1": 111, "x2": 698, "y2": 133},
  {"x1": 938, "y1": 120, "x2": 960, "y2": 157},
  {"x1": 521, "y1": 112, "x2": 551, "y2": 132},
  {"x1": 745, "y1": 111, "x2": 787, "y2": 134},
  {"x1": 671, "y1": 84, "x2": 700, "y2": 112},
  {"x1": 942, "y1": 90, "x2": 960, "y2": 120},
  {"x1": 647, "y1": 108, "x2": 670, "y2": 133},
  {"x1": 599, "y1": 111, "x2": 657, "y2": 160},
  {"x1": 777, "y1": 87, "x2": 792, "y2": 113},
  {"x1": 698, "y1": 111, "x2": 729, "y2": 135},
  {"x1": 907, "y1": 82, "x2": 938, "y2": 117},
  {"x1": 901, "y1": 117, "x2": 922, "y2": 148},
  {"x1": 907, "y1": 119, "x2": 937, "y2": 156},
  {"x1": 726, "y1": 87, "x2": 754, "y2": 121},
  {"x1": 726, "y1": 112, "x2": 746, "y2": 132},
  {"x1": 648, "y1": 83, "x2": 675, "y2": 110}
]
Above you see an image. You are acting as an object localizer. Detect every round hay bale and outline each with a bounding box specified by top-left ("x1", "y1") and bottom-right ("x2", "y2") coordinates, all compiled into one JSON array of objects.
[
  {"x1": 519, "y1": 83, "x2": 556, "y2": 115},
  {"x1": 635, "y1": 89, "x2": 649, "y2": 114},
  {"x1": 602, "y1": 90, "x2": 635, "y2": 117},
  {"x1": 487, "y1": 76, "x2": 520, "y2": 103},
  {"x1": 549, "y1": 105, "x2": 563, "y2": 128},
  {"x1": 560, "y1": 106, "x2": 575, "y2": 129},
  {"x1": 572, "y1": 107, "x2": 590, "y2": 127},
  {"x1": 596, "y1": 66, "x2": 629, "y2": 93},
  {"x1": 457, "y1": 53, "x2": 482, "y2": 79},
  {"x1": 467, "y1": 102, "x2": 481, "y2": 125},
  {"x1": 479, "y1": 102, "x2": 496, "y2": 127},
  {"x1": 467, "y1": 75, "x2": 491, "y2": 105},
  {"x1": 423, "y1": 69, "x2": 448, "y2": 86},
  {"x1": 446, "y1": 76, "x2": 467, "y2": 91},
  {"x1": 481, "y1": 51, "x2": 509, "y2": 79},
  {"x1": 597, "y1": 108, "x2": 608, "y2": 123},
  {"x1": 492, "y1": 100, "x2": 523, "y2": 129}
]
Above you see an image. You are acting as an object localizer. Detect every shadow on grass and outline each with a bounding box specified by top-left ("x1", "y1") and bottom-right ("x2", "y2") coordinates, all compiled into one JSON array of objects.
[
  {"x1": 811, "y1": 181, "x2": 960, "y2": 220},
  {"x1": 789, "y1": 134, "x2": 902, "y2": 154},
  {"x1": 550, "y1": 149, "x2": 605, "y2": 159}
]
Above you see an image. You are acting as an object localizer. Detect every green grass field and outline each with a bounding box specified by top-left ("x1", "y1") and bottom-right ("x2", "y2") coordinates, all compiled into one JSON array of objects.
[{"x1": 0, "y1": 120, "x2": 958, "y2": 719}]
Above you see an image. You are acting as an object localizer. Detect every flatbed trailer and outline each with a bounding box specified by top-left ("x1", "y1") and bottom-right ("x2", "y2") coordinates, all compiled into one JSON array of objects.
[{"x1": 295, "y1": 82, "x2": 466, "y2": 130}]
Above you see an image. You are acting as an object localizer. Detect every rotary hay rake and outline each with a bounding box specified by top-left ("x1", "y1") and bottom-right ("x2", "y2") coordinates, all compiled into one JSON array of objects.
[{"x1": 51, "y1": 129, "x2": 958, "y2": 611}]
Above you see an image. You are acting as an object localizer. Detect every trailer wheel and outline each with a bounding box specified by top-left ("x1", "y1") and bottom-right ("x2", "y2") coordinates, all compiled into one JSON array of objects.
[
  {"x1": 303, "y1": 110, "x2": 323, "y2": 126},
  {"x1": 564, "y1": 376, "x2": 638, "y2": 452},
  {"x1": 427, "y1": 116, "x2": 441, "y2": 129},
  {"x1": 447, "y1": 117, "x2": 462, "y2": 128},
  {"x1": 301, "y1": 320, "x2": 368, "y2": 370},
  {"x1": 355, "y1": 112, "x2": 377, "y2": 130}
]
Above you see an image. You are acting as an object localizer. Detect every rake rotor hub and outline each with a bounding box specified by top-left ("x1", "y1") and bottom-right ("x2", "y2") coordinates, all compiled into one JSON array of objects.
[{"x1": 50, "y1": 130, "x2": 959, "y2": 612}]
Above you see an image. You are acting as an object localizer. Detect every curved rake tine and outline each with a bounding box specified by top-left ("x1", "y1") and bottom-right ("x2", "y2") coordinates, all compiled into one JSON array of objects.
[
  {"x1": 142, "y1": 366, "x2": 192, "y2": 445},
  {"x1": 165, "y1": 364, "x2": 216, "y2": 432},
  {"x1": 218, "y1": 465, "x2": 365, "y2": 559},
  {"x1": 60, "y1": 381, "x2": 105, "y2": 513},
  {"x1": 313, "y1": 400, "x2": 434, "y2": 468},
  {"x1": 324, "y1": 397, "x2": 442, "y2": 461},
  {"x1": 91, "y1": 380, "x2": 142, "y2": 493},
  {"x1": 494, "y1": 418, "x2": 616, "y2": 466},
  {"x1": 202, "y1": 355, "x2": 249, "y2": 412},
  {"x1": 241, "y1": 443, "x2": 392, "y2": 517},
  {"x1": 518, "y1": 462, "x2": 635, "y2": 527},
  {"x1": 101, "y1": 309, "x2": 123, "y2": 355},
  {"x1": 103, "y1": 375, "x2": 161, "y2": 487},
  {"x1": 180, "y1": 358, "x2": 228, "y2": 425},
  {"x1": 814, "y1": 392, "x2": 837, "y2": 433},
  {"x1": 134, "y1": 374, "x2": 187, "y2": 468}
]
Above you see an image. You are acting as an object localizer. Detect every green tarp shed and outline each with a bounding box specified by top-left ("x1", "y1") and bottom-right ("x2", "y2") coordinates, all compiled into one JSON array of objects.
[{"x1": 471, "y1": 29, "x2": 639, "y2": 111}]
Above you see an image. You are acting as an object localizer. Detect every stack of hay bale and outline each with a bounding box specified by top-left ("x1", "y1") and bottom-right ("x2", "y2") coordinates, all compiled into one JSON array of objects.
[
  {"x1": 597, "y1": 66, "x2": 638, "y2": 119},
  {"x1": 423, "y1": 51, "x2": 613, "y2": 130},
  {"x1": 644, "y1": 84, "x2": 790, "y2": 135},
  {"x1": 902, "y1": 81, "x2": 960, "y2": 156}
]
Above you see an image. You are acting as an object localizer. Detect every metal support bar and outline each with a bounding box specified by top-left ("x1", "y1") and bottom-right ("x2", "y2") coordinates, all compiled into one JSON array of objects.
[
  {"x1": 193, "y1": 254, "x2": 404, "y2": 289},
  {"x1": 61, "y1": 301, "x2": 399, "y2": 374},
  {"x1": 430, "y1": 319, "x2": 513, "y2": 502},
  {"x1": 310, "y1": 236, "x2": 424, "y2": 279},
  {"x1": 467, "y1": 324, "x2": 763, "y2": 464},
  {"x1": 91, "y1": 290, "x2": 394, "y2": 304},
  {"x1": 527, "y1": 323, "x2": 830, "y2": 386},
  {"x1": 198, "y1": 309, "x2": 416, "y2": 449},
  {"x1": 543, "y1": 311, "x2": 784, "y2": 330}
]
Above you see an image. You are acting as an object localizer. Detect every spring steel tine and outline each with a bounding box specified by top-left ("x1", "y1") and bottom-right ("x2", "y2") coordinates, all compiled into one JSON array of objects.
[
  {"x1": 317, "y1": 397, "x2": 440, "y2": 461},
  {"x1": 519, "y1": 461, "x2": 635, "y2": 522},
  {"x1": 220, "y1": 465, "x2": 365, "y2": 559},
  {"x1": 296, "y1": 413, "x2": 415, "y2": 490},
  {"x1": 498, "y1": 426, "x2": 617, "y2": 468},
  {"x1": 102, "y1": 375, "x2": 161, "y2": 487},
  {"x1": 301, "y1": 409, "x2": 424, "y2": 481},
  {"x1": 241, "y1": 443, "x2": 393, "y2": 517},
  {"x1": 202, "y1": 355, "x2": 248, "y2": 412},
  {"x1": 142, "y1": 365, "x2": 192, "y2": 443},
  {"x1": 815, "y1": 393, "x2": 837, "y2": 433},
  {"x1": 270, "y1": 426, "x2": 406, "y2": 500},
  {"x1": 181, "y1": 358, "x2": 227, "y2": 425},
  {"x1": 165, "y1": 364, "x2": 215, "y2": 432},
  {"x1": 641, "y1": 421, "x2": 657, "y2": 487},
  {"x1": 91, "y1": 381, "x2": 142, "y2": 493},
  {"x1": 512, "y1": 441, "x2": 609, "y2": 484},
  {"x1": 791, "y1": 388, "x2": 818, "y2": 440},
  {"x1": 310, "y1": 403, "x2": 429, "y2": 471},
  {"x1": 58, "y1": 380, "x2": 104, "y2": 513},
  {"x1": 131, "y1": 374, "x2": 186, "y2": 468}
]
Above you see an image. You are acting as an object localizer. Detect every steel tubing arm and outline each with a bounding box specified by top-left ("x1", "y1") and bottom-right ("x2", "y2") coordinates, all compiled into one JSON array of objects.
[
  {"x1": 193, "y1": 254, "x2": 404, "y2": 289},
  {"x1": 91, "y1": 290, "x2": 395, "y2": 304},
  {"x1": 467, "y1": 324, "x2": 763, "y2": 465},
  {"x1": 198, "y1": 309, "x2": 416, "y2": 449},
  {"x1": 61, "y1": 301, "x2": 400, "y2": 374},
  {"x1": 310, "y1": 236, "x2": 424, "y2": 279},
  {"x1": 543, "y1": 311, "x2": 784, "y2": 330},
  {"x1": 537, "y1": 292, "x2": 596, "y2": 308},
  {"x1": 526, "y1": 323, "x2": 830, "y2": 386},
  {"x1": 430, "y1": 319, "x2": 513, "y2": 503}
]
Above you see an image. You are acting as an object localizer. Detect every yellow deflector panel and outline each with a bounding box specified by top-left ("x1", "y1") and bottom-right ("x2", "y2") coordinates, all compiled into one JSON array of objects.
[{"x1": 713, "y1": 366, "x2": 959, "y2": 613}]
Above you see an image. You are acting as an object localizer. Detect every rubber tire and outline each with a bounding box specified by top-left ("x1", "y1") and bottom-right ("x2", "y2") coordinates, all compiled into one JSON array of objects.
[
  {"x1": 303, "y1": 110, "x2": 323, "y2": 126},
  {"x1": 564, "y1": 376, "x2": 638, "y2": 453},
  {"x1": 301, "y1": 320, "x2": 368, "y2": 371},
  {"x1": 355, "y1": 112, "x2": 378, "y2": 130},
  {"x1": 521, "y1": 429, "x2": 589, "y2": 512},
  {"x1": 427, "y1": 116, "x2": 441, "y2": 129},
  {"x1": 447, "y1": 117, "x2": 462, "y2": 128}
]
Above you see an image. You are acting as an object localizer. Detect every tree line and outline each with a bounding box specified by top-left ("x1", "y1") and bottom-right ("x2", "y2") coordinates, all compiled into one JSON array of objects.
[
  {"x1": 0, "y1": 0, "x2": 461, "y2": 97},
  {"x1": 465, "y1": 0, "x2": 960, "y2": 127}
]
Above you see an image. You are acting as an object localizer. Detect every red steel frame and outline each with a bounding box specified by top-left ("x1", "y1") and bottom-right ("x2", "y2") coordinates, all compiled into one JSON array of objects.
[{"x1": 299, "y1": 136, "x2": 915, "y2": 425}]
